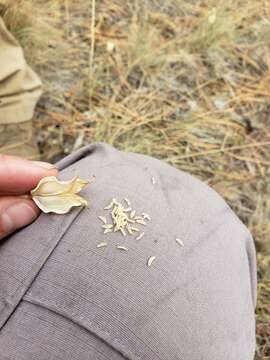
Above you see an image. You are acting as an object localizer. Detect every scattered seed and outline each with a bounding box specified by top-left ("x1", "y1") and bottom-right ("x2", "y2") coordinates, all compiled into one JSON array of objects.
[
  {"x1": 147, "y1": 256, "x2": 156, "y2": 267},
  {"x1": 116, "y1": 245, "x2": 128, "y2": 251},
  {"x1": 98, "y1": 216, "x2": 107, "y2": 223},
  {"x1": 134, "y1": 216, "x2": 143, "y2": 220},
  {"x1": 97, "y1": 242, "x2": 107, "y2": 248},
  {"x1": 127, "y1": 226, "x2": 134, "y2": 235},
  {"x1": 176, "y1": 238, "x2": 184, "y2": 247},
  {"x1": 136, "y1": 232, "x2": 145, "y2": 241},
  {"x1": 102, "y1": 224, "x2": 113, "y2": 229},
  {"x1": 100, "y1": 198, "x2": 151, "y2": 238},
  {"x1": 142, "y1": 213, "x2": 151, "y2": 221},
  {"x1": 104, "y1": 204, "x2": 113, "y2": 210},
  {"x1": 124, "y1": 198, "x2": 131, "y2": 206},
  {"x1": 120, "y1": 228, "x2": 127, "y2": 236},
  {"x1": 104, "y1": 199, "x2": 116, "y2": 210},
  {"x1": 104, "y1": 228, "x2": 113, "y2": 234},
  {"x1": 127, "y1": 218, "x2": 135, "y2": 224},
  {"x1": 130, "y1": 227, "x2": 140, "y2": 232},
  {"x1": 151, "y1": 176, "x2": 156, "y2": 185},
  {"x1": 136, "y1": 219, "x2": 147, "y2": 225}
]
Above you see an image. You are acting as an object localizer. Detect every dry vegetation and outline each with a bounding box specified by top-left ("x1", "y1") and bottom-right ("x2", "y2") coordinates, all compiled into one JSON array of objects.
[{"x1": 1, "y1": 0, "x2": 270, "y2": 357}]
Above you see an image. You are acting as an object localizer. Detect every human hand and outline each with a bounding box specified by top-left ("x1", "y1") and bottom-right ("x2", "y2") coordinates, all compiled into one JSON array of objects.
[{"x1": 0, "y1": 155, "x2": 58, "y2": 240}]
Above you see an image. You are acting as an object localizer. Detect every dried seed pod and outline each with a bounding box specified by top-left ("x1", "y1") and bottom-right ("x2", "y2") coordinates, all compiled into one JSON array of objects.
[{"x1": 31, "y1": 176, "x2": 95, "y2": 214}]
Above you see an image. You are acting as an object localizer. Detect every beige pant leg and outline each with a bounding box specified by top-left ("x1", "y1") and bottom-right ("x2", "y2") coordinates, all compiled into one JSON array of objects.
[
  {"x1": 0, "y1": 16, "x2": 42, "y2": 124},
  {"x1": 0, "y1": 17, "x2": 42, "y2": 158}
]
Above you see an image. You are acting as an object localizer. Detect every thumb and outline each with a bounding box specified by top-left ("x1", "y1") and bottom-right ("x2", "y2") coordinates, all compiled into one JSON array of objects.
[{"x1": 0, "y1": 197, "x2": 40, "y2": 240}]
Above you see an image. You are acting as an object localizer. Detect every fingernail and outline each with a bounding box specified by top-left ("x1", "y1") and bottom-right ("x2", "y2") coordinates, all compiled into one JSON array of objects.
[
  {"x1": 1, "y1": 203, "x2": 38, "y2": 234},
  {"x1": 31, "y1": 161, "x2": 57, "y2": 170}
]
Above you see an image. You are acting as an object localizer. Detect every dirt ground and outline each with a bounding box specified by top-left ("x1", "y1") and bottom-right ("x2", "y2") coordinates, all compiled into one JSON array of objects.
[{"x1": 1, "y1": 0, "x2": 270, "y2": 357}]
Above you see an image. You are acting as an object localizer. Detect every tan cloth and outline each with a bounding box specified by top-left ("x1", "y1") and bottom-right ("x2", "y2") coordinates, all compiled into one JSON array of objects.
[{"x1": 0, "y1": 17, "x2": 42, "y2": 124}]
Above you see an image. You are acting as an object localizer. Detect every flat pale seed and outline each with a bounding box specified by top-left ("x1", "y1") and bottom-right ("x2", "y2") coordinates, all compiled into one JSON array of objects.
[
  {"x1": 124, "y1": 198, "x2": 131, "y2": 206},
  {"x1": 104, "y1": 200, "x2": 114, "y2": 210},
  {"x1": 97, "y1": 242, "x2": 107, "y2": 248},
  {"x1": 104, "y1": 205, "x2": 112, "y2": 210},
  {"x1": 102, "y1": 224, "x2": 113, "y2": 229},
  {"x1": 131, "y1": 227, "x2": 140, "y2": 232},
  {"x1": 127, "y1": 218, "x2": 135, "y2": 224},
  {"x1": 127, "y1": 226, "x2": 134, "y2": 234},
  {"x1": 151, "y1": 176, "x2": 156, "y2": 185},
  {"x1": 134, "y1": 216, "x2": 143, "y2": 220},
  {"x1": 136, "y1": 232, "x2": 145, "y2": 241},
  {"x1": 116, "y1": 245, "x2": 128, "y2": 251},
  {"x1": 98, "y1": 216, "x2": 107, "y2": 223},
  {"x1": 136, "y1": 219, "x2": 147, "y2": 225},
  {"x1": 142, "y1": 212, "x2": 151, "y2": 220},
  {"x1": 176, "y1": 238, "x2": 184, "y2": 247},
  {"x1": 130, "y1": 210, "x2": 136, "y2": 218},
  {"x1": 104, "y1": 228, "x2": 113, "y2": 234},
  {"x1": 147, "y1": 256, "x2": 156, "y2": 267},
  {"x1": 120, "y1": 228, "x2": 127, "y2": 236}
]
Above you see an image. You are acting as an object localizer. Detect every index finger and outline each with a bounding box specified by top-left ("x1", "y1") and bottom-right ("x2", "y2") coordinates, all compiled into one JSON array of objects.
[{"x1": 0, "y1": 154, "x2": 58, "y2": 195}]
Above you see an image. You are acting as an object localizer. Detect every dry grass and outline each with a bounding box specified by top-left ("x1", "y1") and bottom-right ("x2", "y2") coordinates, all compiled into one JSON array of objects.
[{"x1": 2, "y1": 0, "x2": 270, "y2": 357}]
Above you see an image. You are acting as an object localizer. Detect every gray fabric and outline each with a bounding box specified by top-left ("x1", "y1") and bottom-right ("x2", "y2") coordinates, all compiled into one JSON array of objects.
[{"x1": 0, "y1": 143, "x2": 256, "y2": 359}]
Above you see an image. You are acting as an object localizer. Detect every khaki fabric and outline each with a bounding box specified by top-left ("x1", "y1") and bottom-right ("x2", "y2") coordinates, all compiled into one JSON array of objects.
[
  {"x1": 0, "y1": 143, "x2": 256, "y2": 359},
  {"x1": 0, "y1": 121, "x2": 39, "y2": 159},
  {"x1": 0, "y1": 17, "x2": 42, "y2": 124}
]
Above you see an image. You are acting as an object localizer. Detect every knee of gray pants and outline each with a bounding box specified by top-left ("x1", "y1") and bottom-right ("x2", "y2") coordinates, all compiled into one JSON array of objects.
[{"x1": 0, "y1": 143, "x2": 256, "y2": 360}]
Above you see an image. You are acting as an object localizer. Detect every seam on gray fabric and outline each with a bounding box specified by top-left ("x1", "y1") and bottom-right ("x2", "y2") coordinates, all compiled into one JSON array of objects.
[
  {"x1": 23, "y1": 298, "x2": 138, "y2": 360},
  {"x1": 56, "y1": 143, "x2": 108, "y2": 170},
  {"x1": 32, "y1": 260, "x2": 185, "y2": 329},
  {"x1": 0, "y1": 208, "x2": 84, "y2": 330},
  {"x1": 244, "y1": 234, "x2": 257, "y2": 309},
  {"x1": 18, "y1": 301, "x2": 127, "y2": 360},
  {"x1": 24, "y1": 291, "x2": 163, "y2": 360}
]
